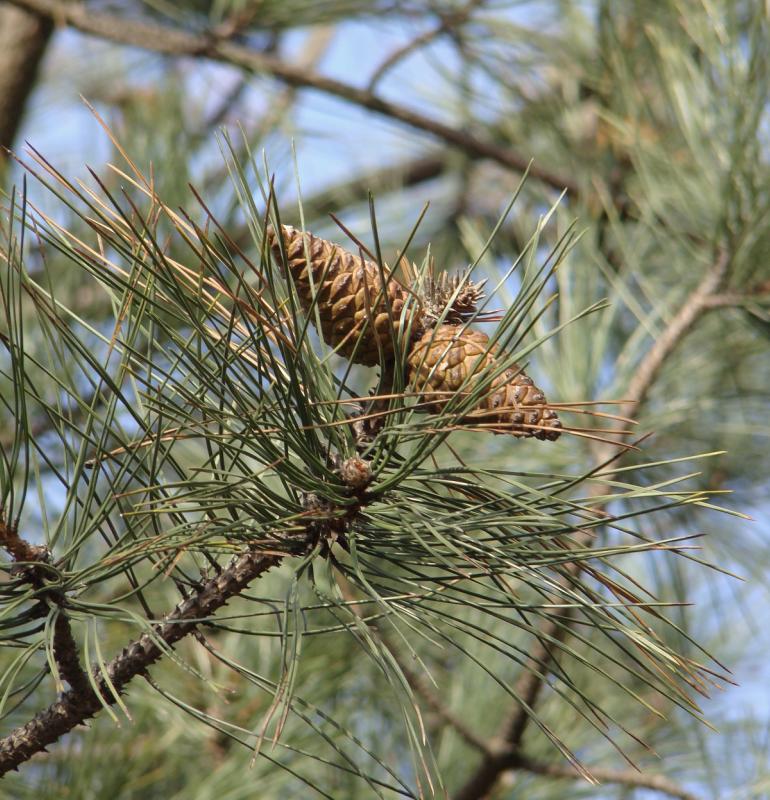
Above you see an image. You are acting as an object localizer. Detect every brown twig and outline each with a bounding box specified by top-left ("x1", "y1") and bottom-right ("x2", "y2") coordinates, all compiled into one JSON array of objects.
[
  {"x1": 202, "y1": 26, "x2": 335, "y2": 213},
  {"x1": 508, "y1": 753, "x2": 701, "y2": 800},
  {"x1": 0, "y1": 3, "x2": 53, "y2": 152},
  {"x1": 452, "y1": 252, "x2": 731, "y2": 800},
  {"x1": 51, "y1": 611, "x2": 91, "y2": 696},
  {"x1": 395, "y1": 651, "x2": 494, "y2": 757},
  {"x1": 0, "y1": 514, "x2": 48, "y2": 565},
  {"x1": 367, "y1": 24, "x2": 451, "y2": 92},
  {"x1": 700, "y1": 281, "x2": 770, "y2": 309},
  {"x1": 202, "y1": 75, "x2": 248, "y2": 131},
  {"x1": 0, "y1": 539, "x2": 307, "y2": 775},
  {"x1": 1, "y1": 514, "x2": 90, "y2": 697},
  {"x1": 618, "y1": 250, "x2": 730, "y2": 427},
  {"x1": 249, "y1": 26, "x2": 335, "y2": 137},
  {"x1": 5, "y1": 0, "x2": 577, "y2": 195}
]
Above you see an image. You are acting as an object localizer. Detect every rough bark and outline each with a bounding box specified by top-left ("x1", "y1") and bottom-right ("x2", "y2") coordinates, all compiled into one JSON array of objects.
[{"x1": 0, "y1": 546, "x2": 291, "y2": 774}]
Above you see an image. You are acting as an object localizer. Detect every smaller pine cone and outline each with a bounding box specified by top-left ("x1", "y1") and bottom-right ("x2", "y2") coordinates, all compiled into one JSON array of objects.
[
  {"x1": 267, "y1": 224, "x2": 414, "y2": 366},
  {"x1": 407, "y1": 325, "x2": 562, "y2": 440},
  {"x1": 423, "y1": 272, "x2": 485, "y2": 325},
  {"x1": 338, "y1": 456, "x2": 373, "y2": 490}
]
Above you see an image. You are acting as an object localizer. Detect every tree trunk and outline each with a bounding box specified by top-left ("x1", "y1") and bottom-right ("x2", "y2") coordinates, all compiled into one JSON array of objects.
[{"x1": 0, "y1": 3, "x2": 53, "y2": 151}]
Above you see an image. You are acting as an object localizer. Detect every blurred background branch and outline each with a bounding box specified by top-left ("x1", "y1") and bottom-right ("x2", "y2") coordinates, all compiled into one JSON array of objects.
[
  {"x1": 0, "y1": 4, "x2": 52, "y2": 154},
  {"x1": 5, "y1": 0, "x2": 578, "y2": 193}
]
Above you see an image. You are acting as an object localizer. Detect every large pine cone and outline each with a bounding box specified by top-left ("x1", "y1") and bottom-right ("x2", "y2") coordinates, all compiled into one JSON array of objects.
[
  {"x1": 407, "y1": 325, "x2": 561, "y2": 440},
  {"x1": 267, "y1": 224, "x2": 415, "y2": 366}
]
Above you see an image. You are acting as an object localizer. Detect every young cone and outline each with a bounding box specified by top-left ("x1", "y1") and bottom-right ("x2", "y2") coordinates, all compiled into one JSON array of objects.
[
  {"x1": 407, "y1": 324, "x2": 562, "y2": 440},
  {"x1": 267, "y1": 224, "x2": 415, "y2": 366}
]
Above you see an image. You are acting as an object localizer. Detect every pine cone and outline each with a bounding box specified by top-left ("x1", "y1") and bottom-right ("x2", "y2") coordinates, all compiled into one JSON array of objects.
[
  {"x1": 267, "y1": 224, "x2": 415, "y2": 366},
  {"x1": 423, "y1": 272, "x2": 486, "y2": 326},
  {"x1": 407, "y1": 325, "x2": 562, "y2": 440}
]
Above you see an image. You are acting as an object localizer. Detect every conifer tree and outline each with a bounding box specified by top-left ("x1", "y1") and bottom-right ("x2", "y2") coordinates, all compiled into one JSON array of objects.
[{"x1": 1, "y1": 2, "x2": 768, "y2": 798}]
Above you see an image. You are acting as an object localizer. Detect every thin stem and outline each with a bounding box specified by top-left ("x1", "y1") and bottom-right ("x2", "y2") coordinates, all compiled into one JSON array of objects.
[
  {"x1": 619, "y1": 251, "x2": 730, "y2": 425},
  {"x1": 366, "y1": 0, "x2": 485, "y2": 92},
  {"x1": 367, "y1": 24, "x2": 449, "y2": 91}
]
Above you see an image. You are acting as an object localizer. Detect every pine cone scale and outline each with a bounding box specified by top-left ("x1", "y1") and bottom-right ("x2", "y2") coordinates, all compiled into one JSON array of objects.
[
  {"x1": 407, "y1": 325, "x2": 561, "y2": 440},
  {"x1": 328, "y1": 274, "x2": 352, "y2": 303}
]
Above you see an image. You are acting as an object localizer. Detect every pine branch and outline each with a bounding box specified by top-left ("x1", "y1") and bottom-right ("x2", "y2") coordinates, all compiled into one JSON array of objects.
[
  {"x1": 619, "y1": 250, "x2": 730, "y2": 424},
  {"x1": 452, "y1": 252, "x2": 731, "y2": 800},
  {"x1": 508, "y1": 753, "x2": 701, "y2": 800},
  {"x1": 1, "y1": 5, "x2": 761, "y2": 791},
  {"x1": 0, "y1": 538, "x2": 309, "y2": 775},
  {"x1": 4, "y1": 0, "x2": 577, "y2": 195}
]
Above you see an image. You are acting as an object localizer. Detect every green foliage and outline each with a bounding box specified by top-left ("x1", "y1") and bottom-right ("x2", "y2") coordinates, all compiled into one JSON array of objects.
[{"x1": 1, "y1": 1, "x2": 769, "y2": 798}]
